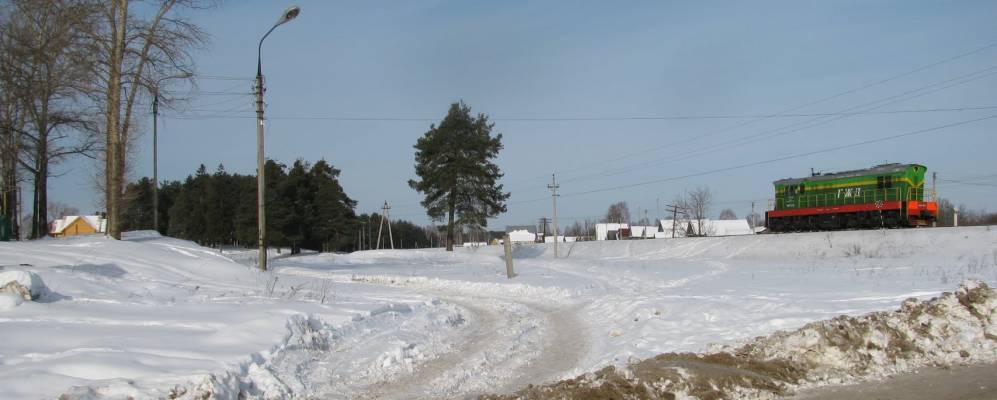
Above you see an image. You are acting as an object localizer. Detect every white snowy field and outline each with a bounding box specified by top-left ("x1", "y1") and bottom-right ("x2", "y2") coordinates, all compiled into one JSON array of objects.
[{"x1": 0, "y1": 226, "x2": 995, "y2": 399}]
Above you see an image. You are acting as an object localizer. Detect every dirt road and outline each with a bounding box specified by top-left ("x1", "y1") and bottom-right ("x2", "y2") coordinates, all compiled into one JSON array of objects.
[{"x1": 790, "y1": 363, "x2": 997, "y2": 400}]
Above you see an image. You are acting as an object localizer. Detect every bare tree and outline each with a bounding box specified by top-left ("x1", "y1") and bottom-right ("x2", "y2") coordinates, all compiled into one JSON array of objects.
[
  {"x1": 47, "y1": 201, "x2": 79, "y2": 219},
  {"x1": 719, "y1": 208, "x2": 737, "y2": 220},
  {"x1": 0, "y1": 10, "x2": 27, "y2": 238},
  {"x1": 681, "y1": 187, "x2": 714, "y2": 236},
  {"x1": 90, "y1": 0, "x2": 206, "y2": 239},
  {"x1": 0, "y1": 0, "x2": 101, "y2": 238},
  {"x1": 603, "y1": 201, "x2": 630, "y2": 224}
]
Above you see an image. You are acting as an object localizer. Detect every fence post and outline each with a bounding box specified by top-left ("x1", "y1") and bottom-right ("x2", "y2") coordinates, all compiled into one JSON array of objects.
[{"x1": 503, "y1": 234, "x2": 515, "y2": 279}]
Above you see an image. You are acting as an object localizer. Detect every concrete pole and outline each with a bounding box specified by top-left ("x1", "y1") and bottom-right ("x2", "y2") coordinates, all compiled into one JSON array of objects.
[
  {"x1": 255, "y1": 68, "x2": 267, "y2": 271},
  {"x1": 253, "y1": 5, "x2": 302, "y2": 269},
  {"x1": 548, "y1": 173, "x2": 559, "y2": 258}
]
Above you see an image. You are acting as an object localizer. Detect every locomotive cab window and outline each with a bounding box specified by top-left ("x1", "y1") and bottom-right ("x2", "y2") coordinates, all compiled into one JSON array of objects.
[
  {"x1": 877, "y1": 176, "x2": 884, "y2": 189},
  {"x1": 885, "y1": 176, "x2": 893, "y2": 188}
]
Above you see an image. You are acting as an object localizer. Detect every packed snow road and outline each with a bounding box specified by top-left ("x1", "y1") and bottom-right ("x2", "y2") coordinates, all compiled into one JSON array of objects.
[
  {"x1": 1, "y1": 226, "x2": 996, "y2": 399},
  {"x1": 274, "y1": 267, "x2": 591, "y2": 398}
]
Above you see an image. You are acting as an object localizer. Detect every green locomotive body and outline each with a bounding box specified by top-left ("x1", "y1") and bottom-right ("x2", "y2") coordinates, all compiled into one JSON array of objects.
[{"x1": 766, "y1": 163, "x2": 937, "y2": 232}]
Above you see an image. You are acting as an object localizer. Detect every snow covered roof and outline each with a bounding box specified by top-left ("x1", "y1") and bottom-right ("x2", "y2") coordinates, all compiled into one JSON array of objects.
[
  {"x1": 505, "y1": 225, "x2": 536, "y2": 234},
  {"x1": 629, "y1": 226, "x2": 658, "y2": 238},
  {"x1": 507, "y1": 230, "x2": 536, "y2": 243},
  {"x1": 657, "y1": 219, "x2": 753, "y2": 237},
  {"x1": 50, "y1": 215, "x2": 106, "y2": 234},
  {"x1": 708, "y1": 220, "x2": 753, "y2": 236}
]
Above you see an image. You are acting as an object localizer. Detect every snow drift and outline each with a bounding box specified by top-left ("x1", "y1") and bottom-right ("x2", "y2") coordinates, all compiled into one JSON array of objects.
[{"x1": 487, "y1": 280, "x2": 997, "y2": 400}]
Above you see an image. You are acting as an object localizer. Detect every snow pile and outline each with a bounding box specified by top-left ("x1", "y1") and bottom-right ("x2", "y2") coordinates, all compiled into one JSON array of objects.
[
  {"x1": 165, "y1": 300, "x2": 473, "y2": 399},
  {"x1": 748, "y1": 279, "x2": 997, "y2": 382},
  {"x1": 0, "y1": 270, "x2": 50, "y2": 302},
  {"x1": 488, "y1": 280, "x2": 997, "y2": 400}
]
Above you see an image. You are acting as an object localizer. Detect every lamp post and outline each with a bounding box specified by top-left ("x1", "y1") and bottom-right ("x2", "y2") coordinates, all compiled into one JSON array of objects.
[{"x1": 256, "y1": 5, "x2": 300, "y2": 271}]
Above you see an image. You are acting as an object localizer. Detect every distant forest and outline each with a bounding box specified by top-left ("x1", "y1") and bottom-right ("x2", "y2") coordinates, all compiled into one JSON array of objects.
[{"x1": 119, "y1": 159, "x2": 433, "y2": 253}]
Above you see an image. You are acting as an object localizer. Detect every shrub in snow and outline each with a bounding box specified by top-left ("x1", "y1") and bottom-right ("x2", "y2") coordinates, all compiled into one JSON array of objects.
[
  {"x1": 0, "y1": 270, "x2": 49, "y2": 301},
  {"x1": 486, "y1": 280, "x2": 997, "y2": 400}
]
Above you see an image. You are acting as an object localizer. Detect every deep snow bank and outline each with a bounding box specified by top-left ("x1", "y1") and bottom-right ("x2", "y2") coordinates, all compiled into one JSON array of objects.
[{"x1": 486, "y1": 280, "x2": 997, "y2": 400}]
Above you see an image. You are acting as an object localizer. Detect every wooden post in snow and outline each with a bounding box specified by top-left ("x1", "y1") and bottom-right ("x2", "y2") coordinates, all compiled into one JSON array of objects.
[{"x1": 504, "y1": 234, "x2": 515, "y2": 279}]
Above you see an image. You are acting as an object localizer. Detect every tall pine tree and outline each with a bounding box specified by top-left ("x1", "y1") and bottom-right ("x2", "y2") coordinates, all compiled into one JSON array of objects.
[{"x1": 409, "y1": 101, "x2": 509, "y2": 251}]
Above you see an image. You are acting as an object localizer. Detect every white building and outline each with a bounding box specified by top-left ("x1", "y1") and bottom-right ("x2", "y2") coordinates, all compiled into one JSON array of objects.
[
  {"x1": 542, "y1": 235, "x2": 578, "y2": 243},
  {"x1": 656, "y1": 219, "x2": 753, "y2": 238},
  {"x1": 595, "y1": 223, "x2": 628, "y2": 241}
]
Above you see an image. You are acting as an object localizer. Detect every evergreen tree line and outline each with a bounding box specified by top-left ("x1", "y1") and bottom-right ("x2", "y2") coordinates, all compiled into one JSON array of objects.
[{"x1": 121, "y1": 159, "x2": 358, "y2": 253}]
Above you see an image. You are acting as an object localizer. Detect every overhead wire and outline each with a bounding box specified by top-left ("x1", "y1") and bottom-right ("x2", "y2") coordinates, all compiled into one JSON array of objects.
[
  {"x1": 162, "y1": 105, "x2": 997, "y2": 120},
  {"x1": 553, "y1": 65, "x2": 997, "y2": 187},
  {"x1": 546, "y1": 113, "x2": 997, "y2": 200}
]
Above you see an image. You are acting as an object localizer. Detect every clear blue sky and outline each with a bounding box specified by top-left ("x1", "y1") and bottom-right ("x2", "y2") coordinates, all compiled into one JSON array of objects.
[{"x1": 49, "y1": 0, "x2": 997, "y2": 228}]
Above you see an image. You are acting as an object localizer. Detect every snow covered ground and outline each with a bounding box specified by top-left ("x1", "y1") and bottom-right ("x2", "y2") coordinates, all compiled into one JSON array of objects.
[{"x1": 0, "y1": 226, "x2": 995, "y2": 399}]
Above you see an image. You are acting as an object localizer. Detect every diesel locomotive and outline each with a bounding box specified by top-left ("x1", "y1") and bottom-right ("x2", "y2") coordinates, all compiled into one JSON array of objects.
[{"x1": 765, "y1": 163, "x2": 938, "y2": 232}]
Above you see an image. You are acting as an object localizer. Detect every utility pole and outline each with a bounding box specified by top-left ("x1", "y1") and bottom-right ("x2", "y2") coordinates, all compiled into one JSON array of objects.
[
  {"x1": 375, "y1": 201, "x2": 393, "y2": 250},
  {"x1": 255, "y1": 69, "x2": 267, "y2": 270},
  {"x1": 750, "y1": 201, "x2": 756, "y2": 230},
  {"x1": 548, "y1": 173, "x2": 560, "y2": 258},
  {"x1": 152, "y1": 89, "x2": 160, "y2": 232},
  {"x1": 931, "y1": 172, "x2": 938, "y2": 227},
  {"x1": 254, "y1": 6, "x2": 301, "y2": 271},
  {"x1": 538, "y1": 217, "x2": 548, "y2": 242},
  {"x1": 664, "y1": 204, "x2": 683, "y2": 238},
  {"x1": 932, "y1": 172, "x2": 937, "y2": 201}
]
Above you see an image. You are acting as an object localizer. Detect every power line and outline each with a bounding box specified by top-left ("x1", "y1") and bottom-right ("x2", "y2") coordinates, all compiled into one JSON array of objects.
[
  {"x1": 554, "y1": 113, "x2": 997, "y2": 199},
  {"x1": 161, "y1": 105, "x2": 997, "y2": 121},
  {"x1": 503, "y1": 40, "x2": 997, "y2": 187},
  {"x1": 938, "y1": 178, "x2": 997, "y2": 188},
  {"x1": 553, "y1": 65, "x2": 997, "y2": 187}
]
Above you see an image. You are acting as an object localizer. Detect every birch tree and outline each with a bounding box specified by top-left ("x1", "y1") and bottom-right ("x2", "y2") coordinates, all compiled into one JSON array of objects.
[
  {"x1": 92, "y1": 0, "x2": 205, "y2": 239},
  {"x1": 0, "y1": 0, "x2": 99, "y2": 238}
]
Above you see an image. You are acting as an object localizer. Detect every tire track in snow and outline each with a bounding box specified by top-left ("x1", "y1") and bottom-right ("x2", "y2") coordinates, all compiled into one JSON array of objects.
[{"x1": 275, "y1": 268, "x2": 590, "y2": 399}]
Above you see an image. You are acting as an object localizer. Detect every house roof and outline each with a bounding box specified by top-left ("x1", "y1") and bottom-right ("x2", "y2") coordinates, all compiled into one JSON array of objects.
[
  {"x1": 658, "y1": 219, "x2": 753, "y2": 236},
  {"x1": 50, "y1": 215, "x2": 105, "y2": 234},
  {"x1": 505, "y1": 225, "x2": 536, "y2": 234}
]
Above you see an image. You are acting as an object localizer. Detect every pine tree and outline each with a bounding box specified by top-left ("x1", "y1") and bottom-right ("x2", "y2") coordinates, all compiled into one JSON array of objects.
[
  {"x1": 408, "y1": 101, "x2": 510, "y2": 251},
  {"x1": 310, "y1": 160, "x2": 357, "y2": 252},
  {"x1": 121, "y1": 177, "x2": 155, "y2": 232},
  {"x1": 157, "y1": 181, "x2": 181, "y2": 235}
]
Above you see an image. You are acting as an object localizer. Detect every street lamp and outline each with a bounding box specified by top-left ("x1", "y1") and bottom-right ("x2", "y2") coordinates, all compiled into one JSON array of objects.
[{"x1": 256, "y1": 5, "x2": 300, "y2": 271}]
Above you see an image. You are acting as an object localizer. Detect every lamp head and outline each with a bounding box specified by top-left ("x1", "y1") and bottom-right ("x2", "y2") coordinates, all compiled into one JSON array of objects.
[{"x1": 275, "y1": 6, "x2": 300, "y2": 27}]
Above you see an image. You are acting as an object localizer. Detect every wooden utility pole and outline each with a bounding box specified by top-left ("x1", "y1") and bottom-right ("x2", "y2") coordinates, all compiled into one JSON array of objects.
[
  {"x1": 664, "y1": 204, "x2": 683, "y2": 238},
  {"x1": 386, "y1": 201, "x2": 394, "y2": 249},
  {"x1": 548, "y1": 173, "x2": 560, "y2": 258},
  {"x1": 375, "y1": 201, "x2": 394, "y2": 250},
  {"x1": 503, "y1": 234, "x2": 515, "y2": 278}
]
